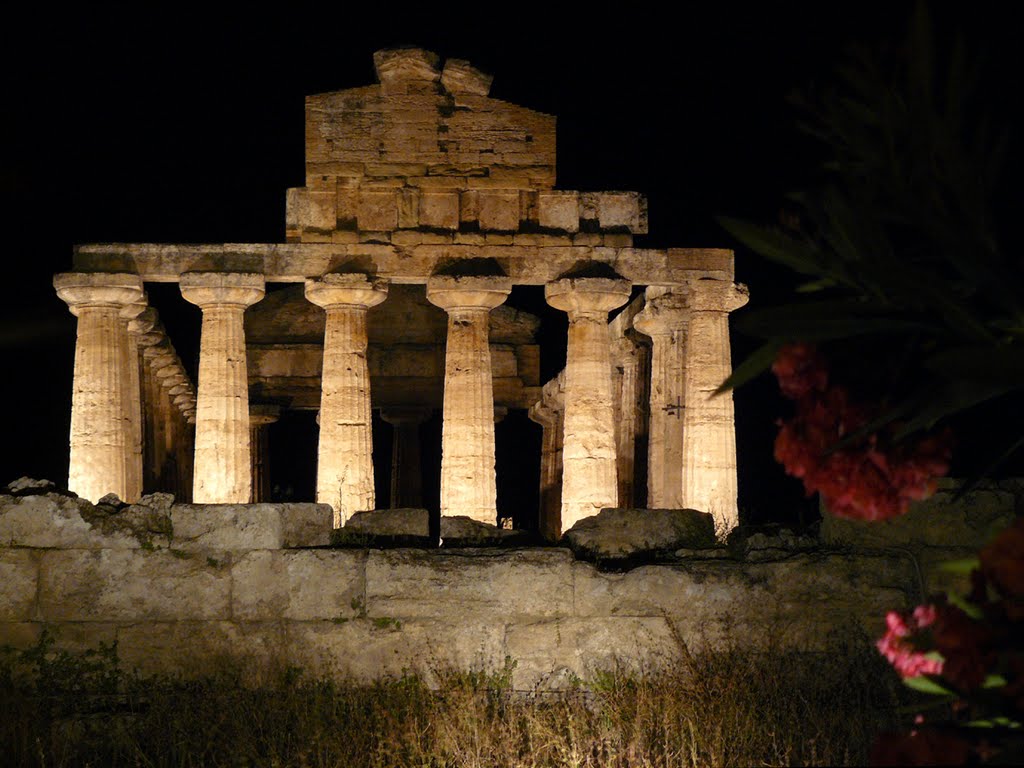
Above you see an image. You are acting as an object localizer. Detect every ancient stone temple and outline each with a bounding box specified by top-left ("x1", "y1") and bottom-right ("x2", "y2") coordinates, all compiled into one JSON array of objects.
[{"x1": 56, "y1": 48, "x2": 748, "y2": 537}]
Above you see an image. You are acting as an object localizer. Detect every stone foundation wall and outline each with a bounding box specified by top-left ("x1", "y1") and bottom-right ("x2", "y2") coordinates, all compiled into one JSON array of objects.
[{"x1": 4, "y1": 486, "x2": 1006, "y2": 689}]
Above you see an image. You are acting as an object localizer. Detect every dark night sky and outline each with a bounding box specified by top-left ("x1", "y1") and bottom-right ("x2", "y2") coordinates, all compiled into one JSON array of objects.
[{"x1": 2, "y1": 4, "x2": 1020, "y2": 526}]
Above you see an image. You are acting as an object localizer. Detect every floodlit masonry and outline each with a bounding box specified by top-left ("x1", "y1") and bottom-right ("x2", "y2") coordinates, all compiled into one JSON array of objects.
[{"x1": 55, "y1": 48, "x2": 748, "y2": 537}]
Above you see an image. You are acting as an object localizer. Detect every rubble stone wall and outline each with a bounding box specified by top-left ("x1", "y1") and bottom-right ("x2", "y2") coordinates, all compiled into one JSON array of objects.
[{"x1": 4, "y1": 487, "x2": 1006, "y2": 689}]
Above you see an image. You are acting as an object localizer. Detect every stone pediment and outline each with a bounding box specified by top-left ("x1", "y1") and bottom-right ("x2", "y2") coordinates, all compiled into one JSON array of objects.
[{"x1": 286, "y1": 48, "x2": 647, "y2": 246}]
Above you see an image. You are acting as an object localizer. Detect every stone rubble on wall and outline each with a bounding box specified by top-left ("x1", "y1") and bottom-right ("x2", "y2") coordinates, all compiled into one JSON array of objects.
[
  {"x1": 562, "y1": 507, "x2": 716, "y2": 562},
  {"x1": 0, "y1": 482, "x2": 930, "y2": 690}
]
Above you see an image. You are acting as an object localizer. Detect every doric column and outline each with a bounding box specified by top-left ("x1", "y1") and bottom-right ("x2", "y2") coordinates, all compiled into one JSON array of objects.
[
  {"x1": 427, "y1": 274, "x2": 511, "y2": 524},
  {"x1": 54, "y1": 272, "x2": 144, "y2": 503},
  {"x1": 681, "y1": 279, "x2": 749, "y2": 536},
  {"x1": 305, "y1": 273, "x2": 388, "y2": 526},
  {"x1": 545, "y1": 275, "x2": 631, "y2": 531},
  {"x1": 120, "y1": 296, "x2": 148, "y2": 502},
  {"x1": 180, "y1": 272, "x2": 265, "y2": 504},
  {"x1": 380, "y1": 407, "x2": 431, "y2": 509},
  {"x1": 611, "y1": 335, "x2": 642, "y2": 508},
  {"x1": 249, "y1": 404, "x2": 280, "y2": 503},
  {"x1": 634, "y1": 289, "x2": 689, "y2": 509},
  {"x1": 528, "y1": 394, "x2": 563, "y2": 542}
]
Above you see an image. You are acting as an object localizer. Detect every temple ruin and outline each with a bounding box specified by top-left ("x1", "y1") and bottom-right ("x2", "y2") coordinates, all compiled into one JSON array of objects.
[{"x1": 55, "y1": 48, "x2": 748, "y2": 537}]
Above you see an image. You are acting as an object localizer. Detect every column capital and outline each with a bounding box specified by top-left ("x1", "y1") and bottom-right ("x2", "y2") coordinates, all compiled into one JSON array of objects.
[
  {"x1": 54, "y1": 272, "x2": 143, "y2": 311},
  {"x1": 249, "y1": 404, "x2": 281, "y2": 427},
  {"x1": 633, "y1": 290, "x2": 689, "y2": 337},
  {"x1": 426, "y1": 274, "x2": 511, "y2": 311},
  {"x1": 686, "y1": 279, "x2": 749, "y2": 313},
  {"x1": 305, "y1": 273, "x2": 388, "y2": 309},
  {"x1": 120, "y1": 295, "x2": 149, "y2": 322},
  {"x1": 545, "y1": 276, "x2": 631, "y2": 318},
  {"x1": 180, "y1": 272, "x2": 265, "y2": 309},
  {"x1": 528, "y1": 399, "x2": 558, "y2": 428}
]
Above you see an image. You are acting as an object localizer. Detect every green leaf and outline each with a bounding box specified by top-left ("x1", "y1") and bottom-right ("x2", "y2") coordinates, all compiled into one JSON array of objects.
[
  {"x1": 903, "y1": 675, "x2": 955, "y2": 696},
  {"x1": 717, "y1": 217, "x2": 824, "y2": 277},
  {"x1": 946, "y1": 590, "x2": 983, "y2": 620},
  {"x1": 716, "y1": 341, "x2": 782, "y2": 394},
  {"x1": 982, "y1": 674, "x2": 1008, "y2": 689},
  {"x1": 939, "y1": 558, "x2": 980, "y2": 575}
]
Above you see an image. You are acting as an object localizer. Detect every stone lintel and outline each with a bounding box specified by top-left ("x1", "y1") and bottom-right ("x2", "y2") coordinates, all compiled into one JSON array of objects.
[{"x1": 73, "y1": 244, "x2": 735, "y2": 285}]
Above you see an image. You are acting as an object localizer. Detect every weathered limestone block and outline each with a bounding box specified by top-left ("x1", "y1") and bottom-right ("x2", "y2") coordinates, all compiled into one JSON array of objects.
[
  {"x1": 305, "y1": 274, "x2": 388, "y2": 525},
  {"x1": 439, "y1": 516, "x2": 530, "y2": 547},
  {"x1": 572, "y1": 553, "x2": 915, "y2": 644},
  {"x1": 346, "y1": 508, "x2": 430, "y2": 538},
  {"x1": 169, "y1": 503, "x2": 332, "y2": 550},
  {"x1": 477, "y1": 191, "x2": 519, "y2": 231},
  {"x1": 537, "y1": 192, "x2": 579, "y2": 232},
  {"x1": 0, "y1": 550, "x2": 38, "y2": 621},
  {"x1": 116, "y1": 621, "x2": 289, "y2": 682},
  {"x1": 287, "y1": 619, "x2": 506, "y2": 683},
  {"x1": 38, "y1": 549, "x2": 231, "y2": 622},
  {"x1": 504, "y1": 617, "x2": 677, "y2": 690},
  {"x1": 440, "y1": 59, "x2": 493, "y2": 97},
  {"x1": 180, "y1": 272, "x2": 265, "y2": 504},
  {"x1": 357, "y1": 189, "x2": 399, "y2": 232},
  {"x1": 0, "y1": 493, "x2": 140, "y2": 549},
  {"x1": 54, "y1": 272, "x2": 145, "y2": 503},
  {"x1": 418, "y1": 191, "x2": 460, "y2": 230},
  {"x1": 546, "y1": 276, "x2": 632, "y2": 531},
  {"x1": 595, "y1": 192, "x2": 646, "y2": 232},
  {"x1": 364, "y1": 549, "x2": 573, "y2": 620},
  {"x1": 563, "y1": 508, "x2": 715, "y2": 560},
  {"x1": 427, "y1": 274, "x2": 511, "y2": 523},
  {"x1": 231, "y1": 550, "x2": 365, "y2": 621}
]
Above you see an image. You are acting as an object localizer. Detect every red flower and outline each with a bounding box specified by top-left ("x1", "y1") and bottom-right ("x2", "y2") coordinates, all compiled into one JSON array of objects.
[
  {"x1": 772, "y1": 342, "x2": 829, "y2": 399},
  {"x1": 877, "y1": 608, "x2": 944, "y2": 678},
  {"x1": 771, "y1": 345, "x2": 952, "y2": 521}
]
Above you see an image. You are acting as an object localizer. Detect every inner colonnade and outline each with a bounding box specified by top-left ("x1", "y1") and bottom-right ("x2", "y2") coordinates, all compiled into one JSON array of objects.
[{"x1": 54, "y1": 48, "x2": 748, "y2": 538}]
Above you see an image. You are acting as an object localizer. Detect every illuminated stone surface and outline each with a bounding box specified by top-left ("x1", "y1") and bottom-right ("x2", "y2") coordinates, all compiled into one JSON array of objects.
[
  {"x1": 546, "y1": 276, "x2": 631, "y2": 532},
  {"x1": 427, "y1": 274, "x2": 511, "y2": 524},
  {"x1": 305, "y1": 274, "x2": 388, "y2": 525},
  {"x1": 180, "y1": 272, "x2": 265, "y2": 503},
  {"x1": 680, "y1": 280, "x2": 748, "y2": 536},
  {"x1": 54, "y1": 272, "x2": 144, "y2": 503},
  {"x1": 633, "y1": 289, "x2": 689, "y2": 509},
  {"x1": 57, "y1": 48, "x2": 749, "y2": 545}
]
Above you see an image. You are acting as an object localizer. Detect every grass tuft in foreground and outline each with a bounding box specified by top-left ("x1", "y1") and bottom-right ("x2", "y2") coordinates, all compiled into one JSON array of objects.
[{"x1": 1, "y1": 631, "x2": 913, "y2": 767}]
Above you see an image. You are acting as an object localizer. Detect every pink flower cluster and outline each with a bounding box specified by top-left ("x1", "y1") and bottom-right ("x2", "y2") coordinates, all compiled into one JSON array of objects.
[
  {"x1": 877, "y1": 605, "x2": 945, "y2": 678},
  {"x1": 772, "y1": 343, "x2": 952, "y2": 521}
]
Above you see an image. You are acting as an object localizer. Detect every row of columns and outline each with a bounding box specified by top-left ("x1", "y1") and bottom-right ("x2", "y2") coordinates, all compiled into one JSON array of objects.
[
  {"x1": 531, "y1": 281, "x2": 749, "y2": 537},
  {"x1": 56, "y1": 268, "x2": 745, "y2": 538}
]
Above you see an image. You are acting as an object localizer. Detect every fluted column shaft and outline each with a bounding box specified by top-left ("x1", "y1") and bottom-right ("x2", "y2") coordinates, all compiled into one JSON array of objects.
[
  {"x1": 55, "y1": 273, "x2": 144, "y2": 503},
  {"x1": 634, "y1": 291, "x2": 689, "y2": 509},
  {"x1": 546, "y1": 277, "x2": 631, "y2": 532},
  {"x1": 528, "y1": 399, "x2": 563, "y2": 541},
  {"x1": 427, "y1": 275, "x2": 511, "y2": 523},
  {"x1": 681, "y1": 280, "x2": 749, "y2": 537},
  {"x1": 306, "y1": 275, "x2": 388, "y2": 526},
  {"x1": 121, "y1": 299, "x2": 148, "y2": 502},
  {"x1": 612, "y1": 337, "x2": 641, "y2": 508},
  {"x1": 180, "y1": 272, "x2": 265, "y2": 504}
]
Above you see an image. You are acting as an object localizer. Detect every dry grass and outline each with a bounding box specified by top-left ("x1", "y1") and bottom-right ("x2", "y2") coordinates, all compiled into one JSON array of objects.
[{"x1": 1, "y1": 632, "x2": 909, "y2": 767}]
